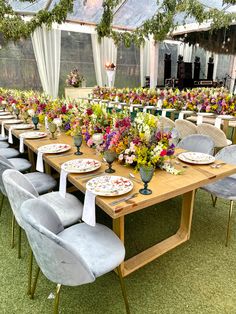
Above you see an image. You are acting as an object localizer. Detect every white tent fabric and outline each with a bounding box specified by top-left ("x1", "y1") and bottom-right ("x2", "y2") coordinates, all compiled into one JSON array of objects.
[
  {"x1": 149, "y1": 38, "x2": 159, "y2": 88},
  {"x1": 228, "y1": 55, "x2": 236, "y2": 93},
  {"x1": 31, "y1": 25, "x2": 61, "y2": 98},
  {"x1": 140, "y1": 40, "x2": 150, "y2": 87},
  {"x1": 177, "y1": 42, "x2": 193, "y2": 62},
  {"x1": 91, "y1": 34, "x2": 117, "y2": 87}
]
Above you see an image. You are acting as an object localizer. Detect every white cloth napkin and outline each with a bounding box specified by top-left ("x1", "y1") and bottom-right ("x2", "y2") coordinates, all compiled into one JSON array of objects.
[
  {"x1": 82, "y1": 190, "x2": 96, "y2": 226},
  {"x1": 8, "y1": 127, "x2": 13, "y2": 144},
  {"x1": 59, "y1": 169, "x2": 68, "y2": 198},
  {"x1": 197, "y1": 115, "x2": 203, "y2": 125},
  {"x1": 157, "y1": 99, "x2": 163, "y2": 109},
  {"x1": 1, "y1": 122, "x2": 5, "y2": 137},
  {"x1": 178, "y1": 112, "x2": 184, "y2": 120},
  {"x1": 130, "y1": 105, "x2": 134, "y2": 113},
  {"x1": 215, "y1": 117, "x2": 222, "y2": 129},
  {"x1": 19, "y1": 137, "x2": 25, "y2": 153},
  {"x1": 36, "y1": 151, "x2": 44, "y2": 172},
  {"x1": 161, "y1": 110, "x2": 167, "y2": 117}
]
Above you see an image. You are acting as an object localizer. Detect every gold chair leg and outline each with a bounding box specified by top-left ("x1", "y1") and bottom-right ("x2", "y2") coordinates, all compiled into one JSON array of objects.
[
  {"x1": 11, "y1": 214, "x2": 15, "y2": 249},
  {"x1": 54, "y1": 284, "x2": 62, "y2": 314},
  {"x1": 18, "y1": 225, "x2": 22, "y2": 259},
  {"x1": 117, "y1": 266, "x2": 130, "y2": 314},
  {"x1": 30, "y1": 266, "x2": 40, "y2": 299},
  {"x1": 27, "y1": 250, "x2": 33, "y2": 295},
  {"x1": 226, "y1": 200, "x2": 234, "y2": 247},
  {"x1": 0, "y1": 194, "x2": 5, "y2": 217},
  {"x1": 211, "y1": 194, "x2": 218, "y2": 207}
]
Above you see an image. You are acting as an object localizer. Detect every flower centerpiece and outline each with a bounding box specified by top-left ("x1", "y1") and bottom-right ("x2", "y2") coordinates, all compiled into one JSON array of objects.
[{"x1": 66, "y1": 68, "x2": 85, "y2": 88}]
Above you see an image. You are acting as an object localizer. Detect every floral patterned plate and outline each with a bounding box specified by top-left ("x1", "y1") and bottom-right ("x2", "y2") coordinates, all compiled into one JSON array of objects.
[
  {"x1": 86, "y1": 175, "x2": 133, "y2": 196},
  {"x1": 0, "y1": 115, "x2": 14, "y2": 119},
  {"x1": 2, "y1": 119, "x2": 23, "y2": 124},
  {"x1": 11, "y1": 124, "x2": 34, "y2": 129},
  {"x1": 61, "y1": 159, "x2": 101, "y2": 173},
  {"x1": 20, "y1": 131, "x2": 47, "y2": 139},
  {"x1": 38, "y1": 143, "x2": 71, "y2": 154},
  {"x1": 0, "y1": 112, "x2": 10, "y2": 116},
  {"x1": 178, "y1": 152, "x2": 215, "y2": 165}
]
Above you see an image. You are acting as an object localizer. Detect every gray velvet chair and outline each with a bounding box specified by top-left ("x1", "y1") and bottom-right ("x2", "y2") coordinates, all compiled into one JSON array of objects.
[
  {"x1": 201, "y1": 145, "x2": 236, "y2": 246},
  {"x1": 177, "y1": 134, "x2": 215, "y2": 155},
  {"x1": 0, "y1": 147, "x2": 20, "y2": 158},
  {"x1": 2, "y1": 169, "x2": 83, "y2": 258},
  {"x1": 0, "y1": 142, "x2": 10, "y2": 148},
  {"x1": 20, "y1": 199, "x2": 130, "y2": 314}
]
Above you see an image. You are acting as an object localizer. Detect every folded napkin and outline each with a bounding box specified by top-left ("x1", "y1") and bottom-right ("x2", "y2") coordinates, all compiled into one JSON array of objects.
[
  {"x1": 130, "y1": 105, "x2": 134, "y2": 113},
  {"x1": 178, "y1": 112, "x2": 184, "y2": 120},
  {"x1": 59, "y1": 169, "x2": 68, "y2": 198},
  {"x1": 1, "y1": 122, "x2": 5, "y2": 137},
  {"x1": 215, "y1": 117, "x2": 222, "y2": 129},
  {"x1": 19, "y1": 137, "x2": 25, "y2": 153},
  {"x1": 161, "y1": 110, "x2": 167, "y2": 117},
  {"x1": 82, "y1": 190, "x2": 96, "y2": 226},
  {"x1": 8, "y1": 127, "x2": 13, "y2": 144},
  {"x1": 36, "y1": 151, "x2": 44, "y2": 172},
  {"x1": 196, "y1": 115, "x2": 203, "y2": 125}
]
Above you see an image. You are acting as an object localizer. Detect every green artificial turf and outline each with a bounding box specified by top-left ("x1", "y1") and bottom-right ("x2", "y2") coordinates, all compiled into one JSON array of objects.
[{"x1": 0, "y1": 189, "x2": 236, "y2": 314}]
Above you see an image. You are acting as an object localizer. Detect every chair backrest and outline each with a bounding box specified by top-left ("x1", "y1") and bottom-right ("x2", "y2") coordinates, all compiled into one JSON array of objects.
[
  {"x1": 177, "y1": 134, "x2": 215, "y2": 155},
  {"x1": 2, "y1": 169, "x2": 39, "y2": 228},
  {"x1": 21, "y1": 199, "x2": 95, "y2": 286},
  {"x1": 159, "y1": 116, "x2": 175, "y2": 129},
  {"x1": 215, "y1": 145, "x2": 236, "y2": 179},
  {"x1": 175, "y1": 119, "x2": 197, "y2": 139},
  {"x1": 0, "y1": 155, "x2": 14, "y2": 195},
  {"x1": 197, "y1": 123, "x2": 229, "y2": 147}
]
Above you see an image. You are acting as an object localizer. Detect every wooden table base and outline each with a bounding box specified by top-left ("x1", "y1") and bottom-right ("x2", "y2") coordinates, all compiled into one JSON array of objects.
[{"x1": 113, "y1": 190, "x2": 195, "y2": 277}]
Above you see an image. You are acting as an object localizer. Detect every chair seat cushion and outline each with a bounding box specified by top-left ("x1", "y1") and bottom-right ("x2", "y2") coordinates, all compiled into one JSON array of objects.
[
  {"x1": 202, "y1": 177, "x2": 236, "y2": 200},
  {"x1": 59, "y1": 223, "x2": 125, "y2": 278},
  {"x1": 0, "y1": 135, "x2": 8, "y2": 141},
  {"x1": 8, "y1": 158, "x2": 32, "y2": 172},
  {"x1": 227, "y1": 139, "x2": 232, "y2": 146},
  {"x1": 0, "y1": 142, "x2": 9, "y2": 148},
  {"x1": 24, "y1": 172, "x2": 57, "y2": 195},
  {"x1": 39, "y1": 192, "x2": 82, "y2": 227},
  {"x1": 0, "y1": 148, "x2": 19, "y2": 158}
]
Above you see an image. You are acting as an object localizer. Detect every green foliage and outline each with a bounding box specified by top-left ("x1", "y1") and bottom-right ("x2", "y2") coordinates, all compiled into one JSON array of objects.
[
  {"x1": 97, "y1": 0, "x2": 236, "y2": 47},
  {"x1": 0, "y1": 0, "x2": 74, "y2": 41}
]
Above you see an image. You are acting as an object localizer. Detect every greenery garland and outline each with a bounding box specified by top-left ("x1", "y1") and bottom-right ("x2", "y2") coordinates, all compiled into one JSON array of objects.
[
  {"x1": 97, "y1": 0, "x2": 236, "y2": 47},
  {"x1": 0, "y1": 0, "x2": 73, "y2": 41}
]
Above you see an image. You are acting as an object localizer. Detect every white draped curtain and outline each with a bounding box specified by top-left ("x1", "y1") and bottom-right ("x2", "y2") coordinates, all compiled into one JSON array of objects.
[
  {"x1": 31, "y1": 25, "x2": 61, "y2": 98},
  {"x1": 228, "y1": 55, "x2": 236, "y2": 93},
  {"x1": 177, "y1": 43, "x2": 193, "y2": 62},
  {"x1": 140, "y1": 37, "x2": 158, "y2": 88},
  {"x1": 91, "y1": 34, "x2": 117, "y2": 87}
]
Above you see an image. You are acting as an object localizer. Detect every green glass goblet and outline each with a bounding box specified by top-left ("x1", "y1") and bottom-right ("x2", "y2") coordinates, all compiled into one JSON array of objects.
[
  {"x1": 32, "y1": 116, "x2": 39, "y2": 130},
  {"x1": 104, "y1": 150, "x2": 116, "y2": 173},
  {"x1": 22, "y1": 111, "x2": 29, "y2": 124},
  {"x1": 14, "y1": 108, "x2": 20, "y2": 119},
  {"x1": 74, "y1": 134, "x2": 83, "y2": 155},
  {"x1": 139, "y1": 165, "x2": 154, "y2": 195},
  {"x1": 49, "y1": 122, "x2": 57, "y2": 140}
]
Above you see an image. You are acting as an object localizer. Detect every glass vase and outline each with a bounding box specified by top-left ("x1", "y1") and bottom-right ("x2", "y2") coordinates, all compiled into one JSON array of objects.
[{"x1": 139, "y1": 165, "x2": 154, "y2": 195}]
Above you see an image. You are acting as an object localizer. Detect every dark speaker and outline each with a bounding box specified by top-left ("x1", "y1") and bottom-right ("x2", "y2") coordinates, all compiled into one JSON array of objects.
[
  {"x1": 194, "y1": 56, "x2": 200, "y2": 80},
  {"x1": 144, "y1": 76, "x2": 150, "y2": 88},
  {"x1": 178, "y1": 62, "x2": 192, "y2": 79},
  {"x1": 207, "y1": 64, "x2": 214, "y2": 80},
  {"x1": 164, "y1": 53, "x2": 171, "y2": 82}
]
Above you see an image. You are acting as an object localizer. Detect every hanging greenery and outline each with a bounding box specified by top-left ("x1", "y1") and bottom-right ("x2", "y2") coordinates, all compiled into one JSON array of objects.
[
  {"x1": 0, "y1": 0, "x2": 73, "y2": 41},
  {"x1": 97, "y1": 0, "x2": 236, "y2": 47}
]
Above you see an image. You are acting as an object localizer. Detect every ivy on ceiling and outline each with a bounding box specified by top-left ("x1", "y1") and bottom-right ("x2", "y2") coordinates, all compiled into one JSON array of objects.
[
  {"x1": 0, "y1": 0, "x2": 74, "y2": 41},
  {"x1": 0, "y1": 0, "x2": 236, "y2": 47},
  {"x1": 97, "y1": 0, "x2": 236, "y2": 47}
]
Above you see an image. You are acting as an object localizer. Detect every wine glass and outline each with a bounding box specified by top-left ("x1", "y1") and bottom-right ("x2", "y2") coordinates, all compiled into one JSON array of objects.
[
  {"x1": 197, "y1": 104, "x2": 202, "y2": 113},
  {"x1": 22, "y1": 111, "x2": 29, "y2": 124},
  {"x1": 53, "y1": 118, "x2": 62, "y2": 136},
  {"x1": 104, "y1": 150, "x2": 116, "y2": 173},
  {"x1": 14, "y1": 108, "x2": 20, "y2": 119},
  {"x1": 7, "y1": 105, "x2": 13, "y2": 114},
  {"x1": 1, "y1": 101, "x2": 6, "y2": 112},
  {"x1": 49, "y1": 122, "x2": 57, "y2": 140},
  {"x1": 74, "y1": 134, "x2": 83, "y2": 155},
  {"x1": 139, "y1": 165, "x2": 154, "y2": 195},
  {"x1": 32, "y1": 116, "x2": 39, "y2": 130}
]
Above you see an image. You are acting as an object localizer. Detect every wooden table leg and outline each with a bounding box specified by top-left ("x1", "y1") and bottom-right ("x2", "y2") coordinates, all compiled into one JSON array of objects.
[
  {"x1": 222, "y1": 120, "x2": 229, "y2": 135},
  {"x1": 113, "y1": 216, "x2": 125, "y2": 276},
  {"x1": 119, "y1": 190, "x2": 195, "y2": 277},
  {"x1": 27, "y1": 148, "x2": 35, "y2": 171}
]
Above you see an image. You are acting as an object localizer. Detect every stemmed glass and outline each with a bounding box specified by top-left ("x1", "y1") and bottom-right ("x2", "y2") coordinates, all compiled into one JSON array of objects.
[
  {"x1": 74, "y1": 134, "x2": 83, "y2": 155},
  {"x1": 49, "y1": 122, "x2": 57, "y2": 140},
  {"x1": 139, "y1": 165, "x2": 154, "y2": 195},
  {"x1": 14, "y1": 108, "x2": 20, "y2": 119},
  {"x1": 1, "y1": 102, "x2": 6, "y2": 112},
  {"x1": 7, "y1": 105, "x2": 13, "y2": 114},
  {"x1": 32, "y1": 116, "x2": 39, "y2": 130},
  {"x1": 22, "y1": 111, "x2": 29, "y2": 124},
  {"x1": 197, "y1": 104, "x2": 202, "y2": 113},
  {"x1": 104, "y1": 150, "x2": 116, "y2": 173}
]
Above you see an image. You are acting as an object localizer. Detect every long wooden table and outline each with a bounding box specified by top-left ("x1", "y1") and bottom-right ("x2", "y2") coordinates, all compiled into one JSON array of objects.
[{"x1": 6, "y1": 125, "x2": 236, "y2": 277}]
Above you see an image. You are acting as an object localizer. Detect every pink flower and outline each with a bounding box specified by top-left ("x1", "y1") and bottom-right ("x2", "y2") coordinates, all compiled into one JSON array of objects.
[{"x1": 87, "y1": 138, "x2": 94, "y2": 147}]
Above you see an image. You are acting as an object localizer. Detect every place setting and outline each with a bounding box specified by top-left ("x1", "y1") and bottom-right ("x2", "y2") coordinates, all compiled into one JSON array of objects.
[
  {"x1": 1, "y1": 119, "x2": 24, "y2": 138},
  {"x1": 36, "y1": 143, "x2": 71, "y2": 172},
  {"x1": 19, "y1": 131, "x2": 47, "y2": 153},
  {"x1": 8, "y1": 124, "x2": 34, "y2": 144}
]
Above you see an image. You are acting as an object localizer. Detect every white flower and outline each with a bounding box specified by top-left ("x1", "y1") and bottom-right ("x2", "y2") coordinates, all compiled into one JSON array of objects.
[
  {"x1": 27, "y1": 109, "x2": 35, "y2": 117},
  {"x1": 118, "y1": 154, "x2": 124, "y2": 161}
]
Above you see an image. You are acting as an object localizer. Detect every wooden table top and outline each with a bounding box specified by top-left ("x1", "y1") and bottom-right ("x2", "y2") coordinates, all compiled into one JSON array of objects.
[{"x1": 7, "y1": 125, "x2": 236, "y2": 219}]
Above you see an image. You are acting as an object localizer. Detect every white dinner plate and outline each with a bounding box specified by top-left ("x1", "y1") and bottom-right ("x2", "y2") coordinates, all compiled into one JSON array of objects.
[
  {"x1": 178, "y1": 152, "x2": 215, "y2": 165},
  {"x1": 38, "y1": 143, "x2": 71, "y2": 154},
  {"x1": 86, "y1": 175, "x2": 133, "y2": 196},
  {"x1": 10, "y1": 124, "x2": 34, "y2": 130},
  {"x1": 0, "y1": 115, "x2": 14, "y2": 119},
  {"x1": 61, "y1": 158, "x2": 101, "y2": 173},
  {"x1": 20, "y1": 131, "x2": 47, "y2": 139}
]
